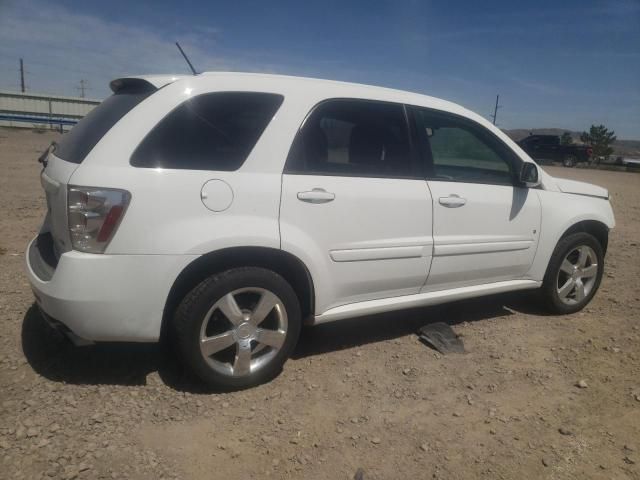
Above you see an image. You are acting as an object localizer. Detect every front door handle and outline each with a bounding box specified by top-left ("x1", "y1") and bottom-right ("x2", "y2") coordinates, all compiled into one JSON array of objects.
[
  {"x1": 297, "y1": 188, "x2": 335, "y2": 204},
  {"x1": 439, "y1": 194, "x2": 466, "y2": 208}
]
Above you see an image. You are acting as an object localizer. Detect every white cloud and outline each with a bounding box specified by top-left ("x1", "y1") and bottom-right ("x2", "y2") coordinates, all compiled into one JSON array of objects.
[
  {"x1": 1, "y1": 1, "x2": 637, "y2": 137},
  {"x1": 510, "y1": 78, "x2": 565, "y2": 96},
  {"x1": 0, "y1": 1, "x2": 241, "y2": 97},
  {"x1": 0, "y1": 1, "x2": 409, "y2": 99},
  {"x1": 0, "y1": 0, "x2": 344, "y2": 98}
]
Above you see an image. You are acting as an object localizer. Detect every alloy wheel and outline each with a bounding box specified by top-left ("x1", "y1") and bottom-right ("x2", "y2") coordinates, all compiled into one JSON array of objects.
[
  {"x1": 556, "y1": 245, "x2": 598, "y2": 305},
  {"x1": 199, "y1": 287, "x2": 288, "y2": 377}
]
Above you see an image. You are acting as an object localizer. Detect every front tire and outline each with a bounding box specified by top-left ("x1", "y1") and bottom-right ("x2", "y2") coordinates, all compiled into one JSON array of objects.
[
  {"x1": 541, "y1": 232, "x2": 604, "y2": 314},
  {"x1": 174, "y1": 267, "x2": 301, "y2": 390}
]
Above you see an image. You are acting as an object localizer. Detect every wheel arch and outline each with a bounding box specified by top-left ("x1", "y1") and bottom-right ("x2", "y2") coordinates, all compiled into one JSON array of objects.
[
  {"x1": 558, "y1": 219, "x2": 609, "y2": 255},
  {"x1": 161, "y1": 247, "x2": 315, "y2": 340}
]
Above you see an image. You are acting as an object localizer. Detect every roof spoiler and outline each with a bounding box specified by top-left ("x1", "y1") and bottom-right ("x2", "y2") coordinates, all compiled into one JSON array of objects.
[
  {"x1": 109, "y1": 75, "x2": 185, "y2": 94},
  {"x1": 109, "y1": 78, "x2": 157, "y2": 94}
]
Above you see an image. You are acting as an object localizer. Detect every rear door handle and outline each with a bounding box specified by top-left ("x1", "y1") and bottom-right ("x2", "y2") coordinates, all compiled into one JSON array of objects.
[
  {"x1": 439, "y1": 194, "x2": 466, "y2": 208},
  {"x1": 297, "y1": 188, "x2": 335, "y2": 204}
]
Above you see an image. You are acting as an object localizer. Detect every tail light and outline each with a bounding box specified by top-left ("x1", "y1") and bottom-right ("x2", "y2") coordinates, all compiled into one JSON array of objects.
[
  {"x1": 587, "y1": 147, "x2": 593, "y2": 157},
  {"x1": 67, "y1": 186, "x2": 131, "y2": 253}
]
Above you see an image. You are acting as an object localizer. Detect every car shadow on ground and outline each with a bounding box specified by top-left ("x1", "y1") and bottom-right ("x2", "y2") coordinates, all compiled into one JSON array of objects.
[
  {"x1": 22, "y1": 305, "x2": 157, "y2": 386},
  {"x1": 21, "y1": 292, "x2": 552, "y2": 392},
  {"x1": 293, "y1": 290, "x2": 551, "y2": 359}
]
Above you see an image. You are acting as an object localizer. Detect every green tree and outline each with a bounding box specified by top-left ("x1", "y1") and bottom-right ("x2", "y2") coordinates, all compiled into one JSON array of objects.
[
  {"x1": 560, "y1": 131, "x2": 573, "y2": 145},
  {"x1": 580, "y1": 124, "x2": 616, "y2": 159}
]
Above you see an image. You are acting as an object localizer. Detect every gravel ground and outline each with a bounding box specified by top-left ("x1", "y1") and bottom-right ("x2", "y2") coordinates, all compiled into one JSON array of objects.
[{"x1": 1, "y1": 127, "x2": 639, "y2": 480}]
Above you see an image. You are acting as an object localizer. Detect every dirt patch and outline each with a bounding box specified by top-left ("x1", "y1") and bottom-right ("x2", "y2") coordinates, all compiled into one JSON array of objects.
[{"x1": 0, "y1": 127, "x2": 639, "y2": 479}]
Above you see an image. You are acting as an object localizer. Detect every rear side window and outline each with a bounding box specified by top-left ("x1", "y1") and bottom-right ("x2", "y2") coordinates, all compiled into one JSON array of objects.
[
  {"x1": 285, "y1": 99, "x2": 415, "y2": 178},
  {"x1": 55, "y1": 84, "x2": 154, "y2": 164},
  {"x1": 131, "y1": 92, "x2": 284, "y2": 171},
  {"x1": 540, "y1": 136, "x2": 559, "y2": 146}
]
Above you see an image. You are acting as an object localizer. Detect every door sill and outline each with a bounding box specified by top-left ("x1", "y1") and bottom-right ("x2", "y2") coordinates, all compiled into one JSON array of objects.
[{"x1": 311, "y1": 279, "x2": 541, "y2": 325}]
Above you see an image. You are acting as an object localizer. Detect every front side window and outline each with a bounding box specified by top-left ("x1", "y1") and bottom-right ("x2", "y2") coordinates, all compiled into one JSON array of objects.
[
  {"x1": 131, "y1": 92, "x2": 284, "y2": 170},
  {"x1": 411, "y1": 108, "x2": 516, "y2": 185},
  {"x1": 286, "y1": 99, "x2": 415, "y2": 178}
]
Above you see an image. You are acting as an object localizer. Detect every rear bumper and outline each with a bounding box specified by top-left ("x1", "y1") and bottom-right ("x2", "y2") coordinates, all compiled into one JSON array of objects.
[
  {"x1": 37, "y1": 307, "x2": 94, "y2": 346},
  {"x1": 25, "y1": 236, "x2": 198, "y2": 342}
]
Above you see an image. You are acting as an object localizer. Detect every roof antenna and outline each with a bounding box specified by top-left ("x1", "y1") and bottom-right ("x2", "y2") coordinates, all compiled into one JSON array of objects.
[{"x1": 175, "y1": 42, "x2": 198, "y2": 75}]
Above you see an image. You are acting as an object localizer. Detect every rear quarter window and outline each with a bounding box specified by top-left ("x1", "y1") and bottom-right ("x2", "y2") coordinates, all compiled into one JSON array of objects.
[
  {"x1": 130, "y1": 92, "x2": 284, "y2": 171},
  {"x1": 54, "y1": 84, "x2": 154, "y2": 164}
]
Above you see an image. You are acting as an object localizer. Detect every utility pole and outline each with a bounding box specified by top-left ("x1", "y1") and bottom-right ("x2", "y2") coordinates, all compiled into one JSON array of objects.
[
  {"x1": 77, "y1": 79, "x2": 88, "y2": 98},
  {"x1": 490, "y1": 94, "x2": 501, "y2": 125},
  {"x1": 19, "y1": 58, "x2": 25, "y2": 92}
]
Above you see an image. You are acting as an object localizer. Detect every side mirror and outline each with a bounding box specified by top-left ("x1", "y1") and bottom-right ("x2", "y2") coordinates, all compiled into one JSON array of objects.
[{"x1": 520, "y1": 162, "x2": 540, "y2": 188}]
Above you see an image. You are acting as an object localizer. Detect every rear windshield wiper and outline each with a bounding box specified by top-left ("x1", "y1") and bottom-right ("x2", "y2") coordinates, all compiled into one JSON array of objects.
[{"x1": 38, "y1": 141, "x2": 57, "y2": 167}]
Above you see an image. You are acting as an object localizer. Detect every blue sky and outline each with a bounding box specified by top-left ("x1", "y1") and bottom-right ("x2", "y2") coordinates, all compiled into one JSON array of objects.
[{"x1": 0, "y1": 0, "x2": 639, "y2": 138}]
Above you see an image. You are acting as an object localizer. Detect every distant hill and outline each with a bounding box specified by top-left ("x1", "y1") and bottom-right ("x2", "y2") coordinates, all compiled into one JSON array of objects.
[
  {"x1": 503, "y1": 128, "x2": 640, "y2": 157},
  {"x1": 614, "y1": 140, "x2": 640, "y2": 157}
]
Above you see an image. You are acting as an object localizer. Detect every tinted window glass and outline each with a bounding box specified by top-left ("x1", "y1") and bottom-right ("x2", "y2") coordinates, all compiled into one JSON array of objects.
[
  {"x1": 539, "y1": 136, "x2": 559, "y2": 146},
  {"x1": 131, "y1": 92, "x2": 284, "y2": 170},
  {"x1": 55, "y1": 84, "x2": 154, "y2": 164},
  {"x1": 286, "y1": 99, "x2": 414, "y2": 178},
  {"x1": 412, "y1": 108, "x2": 515, "y2": 185}
]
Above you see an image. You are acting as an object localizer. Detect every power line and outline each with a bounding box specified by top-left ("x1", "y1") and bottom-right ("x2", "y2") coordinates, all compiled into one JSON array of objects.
[{"x1": 490, "y1": 94, "x2": 501, "y2": 125}]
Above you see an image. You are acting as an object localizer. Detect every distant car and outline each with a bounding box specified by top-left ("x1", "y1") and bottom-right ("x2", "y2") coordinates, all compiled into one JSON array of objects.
[
  {"x1": 518, "y1": 134, "x2": 592, "y2": 167},
  {"x1": 614, "y1": 156, "x2": 640, "y2": 168},
  {"x1": 26, "y1": 73, "x2": 615, "y2": 389}
]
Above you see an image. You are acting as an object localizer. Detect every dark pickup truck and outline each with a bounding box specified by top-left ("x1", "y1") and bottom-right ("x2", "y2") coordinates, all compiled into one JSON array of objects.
[{"x1": 517, "y1": 134, "x2": 592, "y2": 167}]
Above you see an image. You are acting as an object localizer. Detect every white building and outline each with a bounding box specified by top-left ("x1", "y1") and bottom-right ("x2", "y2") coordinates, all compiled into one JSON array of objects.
[{"x1": 0, "y1": 90, "x2": 100, "y2": 131}]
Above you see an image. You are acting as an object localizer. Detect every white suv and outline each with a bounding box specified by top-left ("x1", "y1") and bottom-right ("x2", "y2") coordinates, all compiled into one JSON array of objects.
[{"x1": 26, "y1": 73, "x2": 615, "y2": 389}]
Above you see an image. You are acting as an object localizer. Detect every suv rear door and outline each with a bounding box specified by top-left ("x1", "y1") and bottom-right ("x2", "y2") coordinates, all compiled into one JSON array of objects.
[{"x1": 279, "y1": 99, "x2": 433, "y2": 314}]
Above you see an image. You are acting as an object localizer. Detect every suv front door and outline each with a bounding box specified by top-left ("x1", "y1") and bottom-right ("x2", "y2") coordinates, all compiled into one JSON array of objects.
[
  {"x1": 280, "y1": 99, "x2": 433, "y2": 314},
  {"x1": 537, "y1": 136, "x2": 561, "y2": 162},
  {"x1": 409, "y1": 107, "x2": 541, "y2": 291}
]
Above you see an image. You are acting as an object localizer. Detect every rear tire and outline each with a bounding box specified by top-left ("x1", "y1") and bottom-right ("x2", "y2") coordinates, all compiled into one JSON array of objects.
[
  {"x1": 174, "y1": 267, "x2": 301, "y2": 390},
  {"x1": 540, "y1": 232, "x2": 604, "y2": 314}
]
